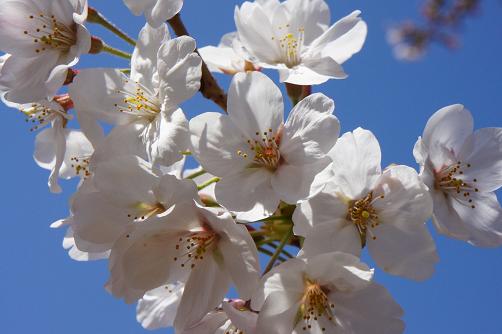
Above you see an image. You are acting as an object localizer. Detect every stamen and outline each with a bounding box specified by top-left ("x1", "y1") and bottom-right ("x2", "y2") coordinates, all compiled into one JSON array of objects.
[
  {"x1": 19, "y1": 103, "x2": 70, "y2": 132},
  {"x1": 114, "y1": 80, "x2": 160, "y2": 120},
  {"x1": 173, "y1": 230, "x2": 218, "y2": 270},
  {"x1": 297, "y1": 279, "x2": 336, "y2": 332},
  {"x1": 435, "y1": 161, "x2": 477, "y2": 209},
  {"x1": 346, "y1": 192, "x2": 384, "y2": 247},
  {"x1": 238, "y1": 128, "x2": 282, "y2": 171},
  {"x1": 127, "y1": 202, "x2": 166, "y2": 221},
  {"x1": 274, "y1": 26, "x2": 305, "y2": 67},
  {"x1": 26, "y1": 12, "x2": 77, "y2": 54},
  {"x1": 70, "y1": 155, "x2": 92, "y2": 178}
]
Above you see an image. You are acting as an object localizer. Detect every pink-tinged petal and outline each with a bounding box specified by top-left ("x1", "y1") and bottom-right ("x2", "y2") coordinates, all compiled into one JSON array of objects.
[
  {"x1": 222, "y1": 301, "x2": 258, "y2": 333},
  {"x1": 227, "y1": 72, "x2": 284, "y2": 138},
  {"x1": 215, "y1": 169, "x2": 280, "y2": 222},
  {"x1": 281, "y1": 93, "x2": 339, "y2": 164},
  {"x1": 329, "y1": 128, "x2": 382, "y2": 199},
  {"x1": 422, "y1": 104, "x2": 473, "y2": 155},
  {"x1": 174, "y1": 255, "x2": 231, "y2": 332}
]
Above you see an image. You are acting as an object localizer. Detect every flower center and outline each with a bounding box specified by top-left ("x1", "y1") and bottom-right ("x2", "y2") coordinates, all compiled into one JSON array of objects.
[
  {"x1": 272, "y1": 25, "x2": 305, "y2": 67},
  {"x1": 297, "y1": 279, "x2": 336, "y2": 332},
  {"x1": 24, "y1": 13, "x2": 77, "y2": 54},
  {"x1": 223, "y1": 323, "x2": 245, "y2": 334},
  {"x1": 126, "y1": 202, "x2": 166, "y2": 221},
  {"x1": 434, "y1": 161, "x2": 479, "y2": 209},
  {"x1": 19, "y1": 103, "x2": 70, "y2": 132},
  {"x1": 347, "y1": 192, "x2": 384, "y2": 247},
  {"x1": 238, "y1": 128, "x2": 282, "y2": 171},
  {"x1": 70, "y1": 155, "x2": 92, "y2": 178},
  {"x1": 114, "y1": 79, "x2": 161, "y2": 121},
  {"x1": 173, "y1": 230, "x2": 218, "y2": 270}
]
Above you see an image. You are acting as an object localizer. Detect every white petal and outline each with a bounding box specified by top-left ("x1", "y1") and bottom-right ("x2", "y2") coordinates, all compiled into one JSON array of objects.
[
  {"x1": 145, "y1": 0, "x2": 184, "y2": 27},
  {"x1": 331, "y1": 282, "x2": 404, "y2": 334},
  {"x1": 422, "y1": 104, "x2": 473, "y2": 156},
  {"x1": 190, "y1": 112, "x2": 251, "y2": 176},
  {"x1": 136, "y1": 282, "x2": 184, "y2": 329},
  {"x1": 370, "y1": 165, "x2": 437, "y2": 280},
  {"x1": 329, "y1": 128, "x2": 382, "y2": 199},
  {"x1": 215, "y1": 169, "x2": 280, "y2": 222},
  {"x1": 228, "y1": 72, "x2": 284, "y2": 138},
  {"x1": 281, "y1": 93, "x2": 339, "y2": 164},
  {"x1": 283, "y1": 0, "x2": 330, "y2": 44},
  {"x1": 131, "y1": 23, "x2": 170, "y2": 89},
  {"x1": 255, "y1": 292, "x2": 300, "y2": 334},
  {"x1": 174, "y1": 255, "x2": 231, "y2": 332},
  {"x1": 309, "y1": 10, "x2": 367, "y2": 64},
  {"x1": 458, "y1": 128, "x2": 502, "y2": 192},
  {"x1": 158, "y1": 36, "x2": 202, "y2": 107},
  {"x1": 279, "y1": 60, "x2": 346, "y2": 85}
]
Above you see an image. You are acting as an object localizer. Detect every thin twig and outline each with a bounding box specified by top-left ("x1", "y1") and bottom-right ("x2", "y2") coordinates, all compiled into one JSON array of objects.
[
  {"x1": 88, "y1": 7, "x2": 136, "y2": 46},
  {"x1": 167, "y1": 14, "x2": 228, "y2": 112},
  {"x1": 263, "y1": 225, "x2": 293, "y2": 275}
]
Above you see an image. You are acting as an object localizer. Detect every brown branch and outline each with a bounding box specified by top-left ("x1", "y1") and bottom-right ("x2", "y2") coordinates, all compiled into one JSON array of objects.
[{"x1": 168, "y1": 14, "x2": 228, "y2": 112}]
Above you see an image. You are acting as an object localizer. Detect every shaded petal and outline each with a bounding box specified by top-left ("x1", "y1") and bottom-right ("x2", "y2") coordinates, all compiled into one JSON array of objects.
[
  {"x1": 145, "y1": 0, "x2": 184, "y2": 27},
  {"x1": 136, "y1": 282, "x2": 184, "y2": 329}
]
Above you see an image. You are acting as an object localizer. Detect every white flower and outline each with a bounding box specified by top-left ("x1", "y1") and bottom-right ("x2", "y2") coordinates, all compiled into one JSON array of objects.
[
  {"x1": 234, "y1": 0, "x2": 367, "y2": 85},
  {"x1": 123, "y1": 0, "x2": 183, "y2": 28},
  {"x1": 4, "y1": 97, "x2": 93, "y2": 193},
  {"x1": 181, "y1": 299, "x2": 258, "y2": 334},
  {"x1": 190, "y1": 71, "x2": 340, "y2": 221},
  {"x1": 136, "y1": 281, "x2": 185, "y2": 330},
  {"x1": 294, "y1": 128, "x2": 438, "y2": 281},
  {"x1": 0, "y1": 0, "x2": 91, "y2": 103},
  {"x1": 414, "y1": 104, "x2": 502, "y2": 246},
  {"x1": 199, "y1": 32, "x2": 259, "y2": 75},
  {"x1": 70, "y1": 23, "x2": 202, "y2": 167},
  {"x1": 70, "y1": 155, "x2": 197, "y2": 254},
  {"x1": 251, "y1": 252, "x2": 404, "y2": 334},
  {"x1": 105, "y1": 203, "x2": 260, "y2": 332}
]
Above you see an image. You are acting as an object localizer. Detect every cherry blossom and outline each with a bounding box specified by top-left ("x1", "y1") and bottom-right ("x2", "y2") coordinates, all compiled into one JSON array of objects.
[
  {"x1": 70, "y1": 23, "x2": 201, "y2": 167},
  {"x1": 414, "y1": 104, "x2": 502, "y2": 246},
  {"x1": 123, "y1": 0, "x2": 183, "y2": 28},
  {"x1": 294, "y1": 128, "x2": 438, "y2": 280},
  {"x1": 234, "y1": 0, "x2": 367, "y2": 85},
  {"x1": 0, "y1": 0, "x2": 91, "y2": 103},
  {"x1": 252, "y1": 252, "x2": 404, "y2": 334},
  {"x1": 190, "y1": 71, "x2": 339, "y2": 221}
]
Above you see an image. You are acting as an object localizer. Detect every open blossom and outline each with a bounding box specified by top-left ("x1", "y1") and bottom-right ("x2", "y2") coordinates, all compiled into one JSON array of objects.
[
  {"x1": 414, "y1": 104, "x2": 502, "y2": 246},
  {"x1": 199, "y1": 32, "x2": 259, "y2": 75},
  {"x1": 190, "y1": 71, "x2": 339, "y2": 221},
  {"x1": 0, "y1": 0, "x2": 91, "y2": 103},
  {"x1": 181, "y1": 299, "x2": 258, "y2": 334},
  {"x1": 123, "y1": 0, "x2": 183, "y2": 28},
  {"x1": 70, "y1": 23, "x2": 202, "y2": 167},
  {"x1": 70, "y1": 155, "x2": 197, "y2": 254},
  {"x1": 234, "y1": 0, "x2": 367, "y2": 85},
  {"x1": 252, "y1": 252, "x2": 404, "y2": 334},
  {"x1": 106, "y1": 203, "x2": 260, "y2": 332},
  {"x1": 3, "y1": 96, "x2": 93, "y2": 193},
  {"x1": 294, "y1": 128, "x2": 438, "y2": 280}
]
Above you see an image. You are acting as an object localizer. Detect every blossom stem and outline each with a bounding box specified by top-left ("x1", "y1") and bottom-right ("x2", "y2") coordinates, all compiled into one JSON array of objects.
[
  {"x1": 197, "y1": 177, "x2": 220, "y2": 191},
  {"x1": 102, "y1": 44, "x2": 132, "y2": 59},
  {"x1": 185, "y1": 169, "x2": 206, "y2": 180},
  {"x1": 263, "y1": 225, "x2": 293, "y2": 275},
  {"x1": 261, "y1": 215, "x2": 292, "y2": 222},
  {"x1": 88, "y1": 7, "x2": 136, "y2": 46},
  {"x1": 180, "y1": 151, "x2": 192, "y2": 155},
  {"x1": 167, "y1": 14, "x2": 228, "y2": 112},
  {"x1": 258, "y1": 247, "x2": 287, "y2": 262}
]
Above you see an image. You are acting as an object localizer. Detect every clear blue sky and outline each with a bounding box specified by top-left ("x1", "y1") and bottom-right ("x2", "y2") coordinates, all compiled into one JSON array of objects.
[{"x1": 1, "y1": 1, "x2": 501, "y2": 333}]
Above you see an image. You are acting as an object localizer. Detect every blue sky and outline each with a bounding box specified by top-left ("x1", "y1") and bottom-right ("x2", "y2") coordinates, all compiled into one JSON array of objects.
[{"x1": 0, "y1": 0, "x2": 501, "y2": 333}]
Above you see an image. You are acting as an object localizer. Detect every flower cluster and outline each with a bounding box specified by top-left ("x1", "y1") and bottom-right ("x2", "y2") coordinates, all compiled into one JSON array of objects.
[{"x1": 1, "y1": 0, "x2": 501, "y2": 333}]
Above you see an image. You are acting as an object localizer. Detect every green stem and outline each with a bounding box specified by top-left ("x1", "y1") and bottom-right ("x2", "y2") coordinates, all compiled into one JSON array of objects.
[
  {"x1": 102, "y1": 44, "x2": 132, "y2": 59},
  {"x1": 197, "y1": 177, "x2": 220, "y2": 191},
  {"x1": 263, "y1": 225, "x2": 293, "y2": 275},
  {"x1": 88, "y1": 7, "x2": 136, "y2": 46},
  {"x1": 261, "y1": 215, "x2": 292, "y2": 222},
  {"x1": 180, "y1": 151, "x2": 192, "y2": 156},
  {"x1": 185, "y1": 169, "x2": 206, "y2": 180},
  {"x1": 265, "y1": 242, "x2": 294, "y2": 259},
  {"x1": 258, "y1": 247, "x2": 287, "y2": 262}
]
